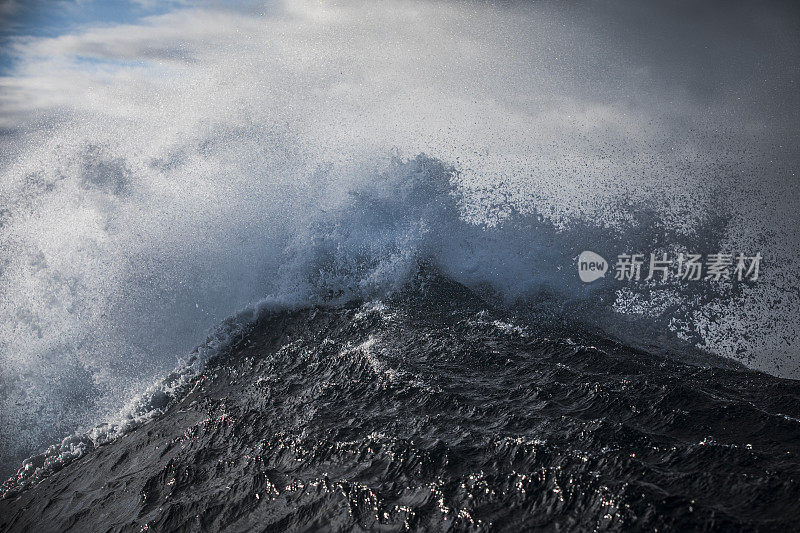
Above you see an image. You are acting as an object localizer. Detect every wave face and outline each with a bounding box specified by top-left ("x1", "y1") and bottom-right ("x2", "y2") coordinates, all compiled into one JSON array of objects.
[{"x1": 2, "y1": 272, "x2": 800, "y2": 531}]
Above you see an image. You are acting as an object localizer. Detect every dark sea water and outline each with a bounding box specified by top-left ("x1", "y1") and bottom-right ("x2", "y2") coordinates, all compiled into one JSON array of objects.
[{"x1": 2, "y1": 271, "x2": 799, "y2": 532}]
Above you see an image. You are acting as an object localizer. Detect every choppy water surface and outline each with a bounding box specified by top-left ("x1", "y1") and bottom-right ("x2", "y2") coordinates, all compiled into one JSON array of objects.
[{"x1": 3, "y1": 272, "x2": 799, "y2": 531}]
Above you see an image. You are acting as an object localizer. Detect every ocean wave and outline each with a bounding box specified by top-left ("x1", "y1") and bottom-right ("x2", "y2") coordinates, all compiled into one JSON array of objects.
[
  {"x1": 0, "y1": 0, "x2": 798, "y2": 492},
  {"x1": 0, "y1": 148, "x2": 796, "y2": 485}
]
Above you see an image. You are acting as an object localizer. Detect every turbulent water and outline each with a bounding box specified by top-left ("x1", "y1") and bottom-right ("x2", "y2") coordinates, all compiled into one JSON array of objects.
[
  {"x1": 2, "y1": 270, "x2": 799, "y2": 531},
  {"x1": 1, "y1": 1, "x2": 800, "y2": 531}
]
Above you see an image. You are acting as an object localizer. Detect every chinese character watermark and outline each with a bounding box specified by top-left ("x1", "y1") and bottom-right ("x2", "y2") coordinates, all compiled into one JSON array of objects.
[{"x1": 577, "y1": 251, "x2": 761, "y2": 283}]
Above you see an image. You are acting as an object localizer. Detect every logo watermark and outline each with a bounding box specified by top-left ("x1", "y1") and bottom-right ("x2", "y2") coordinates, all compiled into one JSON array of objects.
[
  {"x1": 577, "y1": 251, "x2": 608, "y2": 282},
  {"x1": 577, "y1": 251, "x2": 761, "y2": 283}
]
